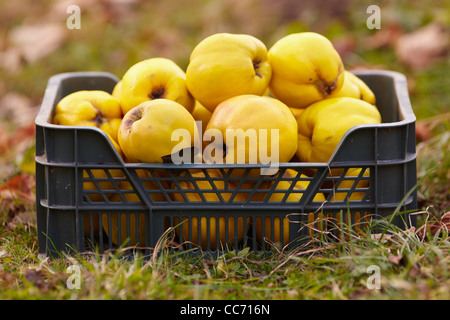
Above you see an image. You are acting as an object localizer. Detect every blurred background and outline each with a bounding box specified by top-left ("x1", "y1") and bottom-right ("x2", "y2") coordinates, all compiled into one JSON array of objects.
[{"x1": 0, "y1": 0, "x2": 448, "y2": 212}]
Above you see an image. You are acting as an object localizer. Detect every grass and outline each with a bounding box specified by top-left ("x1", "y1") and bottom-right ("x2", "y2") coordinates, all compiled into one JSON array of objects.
[
  {"x1": 0, "y1": 0, "x2": 449, "y2": 300},
  {"x1": 416, "y1": 120, "x2": 450, "y2": 212},
  {"x1": 1, "y1": 197, "x2": 449, "y2": 300},
  {"x1": 1, "y1": 212, "x2": 449, "y2": 300}
]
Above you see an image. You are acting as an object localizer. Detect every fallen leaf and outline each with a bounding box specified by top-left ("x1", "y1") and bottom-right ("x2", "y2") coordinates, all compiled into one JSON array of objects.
[
  {"x1": 8, "y1": 23, "x2": 67, "y2": 64},
  {"x1": 7, "y1": 208, "x2": 36, "y2": 230},
  {"x1": 0, "y1": 271, "x2": 17, "y2": 287},
  {"x1": 417, "y1": 212, "x2": 450, "y2": 240},
  {"x1": 365, "y1": 22, "x2": 404, "y2": 49},
  {"x1": 0, "y1": 174, "x2": 35, "y2": 218},
  {"x1": 0, "y1": 93, "x2": 39, "y2": 127},
  {"x1": 348, "y1": 288, "x2": 374, "y2": 300},
  {"x1": 390, "y1": 279, "x2": 413, "y2": 290},
  {"x1": 395, "y1": 23, "x2": 449, "y2": 70},
  {"x1": 24, "y1": 269, "x2": 48, "y2": 290},
  {"x1": 371, "y1": 233, "x2": 394, "y2": 243},
  {"x1": 0, "y1": 48, "x2": 24, "y2": 74},
  {"x1": 286, "y1": 289, "x2": 299, "y2": 298},
  {"x1": 0, "y1": 126, "x2": 8, "y2": 154},
  {"x1": 0, "y1": 121, "x2": 36, "y2": 177},
  {"x1": 388, "y1": 253, "x2": 404, "y2": 266},
  {"x1": 0, "y1": 173, "x2": 35, "y2": 195},
  {"x1": 408, "y1": 263, "x2": 422, "y2": 278},
  {"x1": 415, "y1": 121, "x2": 433, "y2": 143},
  {"x1": 332, "y1": 35, "x2": 356, "y2": 61},
  {"x1": 0, "y1": 249, "x2": 12, "y2": 263},
  {"x1": 7, "y1": 122, "x2": 36, "y2": 152}
]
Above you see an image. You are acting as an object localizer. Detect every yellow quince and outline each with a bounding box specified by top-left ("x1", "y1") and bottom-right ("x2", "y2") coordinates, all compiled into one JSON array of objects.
[
  {"x1": 52, "y1": 90, "x2": 123, "y2": 155},
  {"x1": 117, "y1": 57, "x2": 195, "y2": 115},
  {"x1": 191, "y1": 100, "x2": 212, "y2": 132},
  {"x1": 102, "y1": 179, "x2": 165, "y2": 246},
  {"x1": 331, "y1": 167, "x2": 370, "y2": 201},
  {"x1": 296, "y1": 97, "x2": 381, "y2": 163},
  {"x1": 327, "y1": 71, "x2": 376, "y2": 105},
  {"x1": 268, "y1": 32, "x2": 344, "y2": 109},
  {"x1": 256, "y1": 169, "x2": 326, "y2": 244},
  {"x1": 172, "y1": 170, "x2": 249, "y2": 251},
  {"x1": 186, "y1": 33, "x2": 272, "y2": 112},
  {"x1": 204, "y1": 94, "x2": 297, "y2": 177},
  {"x1": 118, "y1": 99, "x2": 198, "y2": 163}
]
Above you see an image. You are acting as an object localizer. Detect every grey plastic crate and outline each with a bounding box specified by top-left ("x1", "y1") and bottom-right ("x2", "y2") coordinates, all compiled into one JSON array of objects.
[{"x1": 35, "y1": 70, "x2": 417, "y2": 257}]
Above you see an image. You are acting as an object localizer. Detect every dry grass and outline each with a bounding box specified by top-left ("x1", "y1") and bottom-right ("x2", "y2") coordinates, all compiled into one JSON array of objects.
[{"x1": 0, "y1": 0, "x2": 449, "y2": 300}]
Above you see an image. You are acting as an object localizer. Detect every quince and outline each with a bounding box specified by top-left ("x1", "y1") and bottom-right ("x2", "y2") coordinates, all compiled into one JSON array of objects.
[
  {"x1": 111, "y1": 80, "x2": 123, "y2": 100},
  {"x1": 186, "y1": 33, "x2": 272, "y2": 112},
  {"x1": 83, "y1": 169, "x2": 125, "y2": 203},
  {"x1": 82, "y1": 168, "x2": 124, "y2": 237},
  {"x1": 256, "y1": 169, "x2": 326, "y2": 244},
  {"x1": 117, "y1": 57, "x2": 195, "y2": 115},
  {"x1": 191, "y1": 100, "x2": 212, "y2": 132},
  {"x1": 331, "y1": 168, "x2": 370, "y2": 201},
  {"x1": 204, "y1": 94, "x2": 297, "y2": 176},
  {"x1": 102, "y1": 179, "x2": 165, "y2": 246},
  {"x1": 118, "y1": 99, "x2": 198, "y2": 163},
  {"x1": 296, "y1": 97, "x2": 381, "y2": 163},
  {"x1": 172, "y1": 170, "x2": 249, "y2": 251},
  {"x1": 290, "y1": 107, "x2": 304, "y2": 120},
  {"x1": 52, "y1": 90, "x2": 123, "y2": 155},
  {"x1": 327, "y1": 71, "x2": 376, "y2": 105},
  {"x1": 268, "y1": 32, "x2": 344, "y2": 109}
]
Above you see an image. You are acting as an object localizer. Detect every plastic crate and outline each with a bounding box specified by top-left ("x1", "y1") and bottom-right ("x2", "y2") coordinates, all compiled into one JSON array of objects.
[{"x1": 35, "y1": 70, "x2": 417, "y2": 257}]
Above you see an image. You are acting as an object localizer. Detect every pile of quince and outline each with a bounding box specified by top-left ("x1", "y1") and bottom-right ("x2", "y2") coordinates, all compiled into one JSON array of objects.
[
  {"x1": 53, "y1": 32, "x2": 381, "y2": 166},
  {"x1": 52, "y1": 32, "x2": 382, "y2": 248}
]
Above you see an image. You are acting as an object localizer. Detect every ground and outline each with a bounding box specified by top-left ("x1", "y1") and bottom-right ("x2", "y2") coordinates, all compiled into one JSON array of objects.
[{"x1": 0, "y1": 0, "x2": 448, "y2": 300}]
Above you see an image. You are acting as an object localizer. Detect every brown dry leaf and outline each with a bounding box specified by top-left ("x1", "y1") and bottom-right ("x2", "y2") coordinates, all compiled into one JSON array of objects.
[
  {"x1": 417, "y1": 212, "x2": 450, "y2": 240},
  {"x1": 0, "y1": 271, "x2": 17, "y2": 287},
  {"x1": 0, "y1": 173, "x2": 35, "y2": 195},
  {"x1": 365, "y1": 22, "x2": 404, "y2": 49},
  {"x1": 23, "y1": 269, "x2": 52, "y2": 290},
  {"x1": 0, "y1": 173, "x2": 35, "y2": 210},
  {"x1": 0, "y1": 249, "x2": 12, "y2": 263},
  {"x1": 0, "y1": 93, "x2": 39, "y2": 127},
  {"x1": 332, "y1": 35, "x2": 356, "y2": 61},
  {"x1": 408, "y1": 263, "x2": 422, "y2": 278},
  {"x1": 388, "y1": 253, "x2": 404, "y2": 266},
  {"x1": 98, "y1": 0, "x2": 141, "y2": 24},
  {"x1": 8, "y1": 23, "x2": 67, "y2": 64},
  {"x1": 395, "y1": 23, "x2": 449, "y2": 70},
  {"x1": 371, "y1": 233, "x2": 394, "y2": 243},
  {"x1": 0, "y1": 121, "x2": 36, "y2": 159},
  {"x1": 0, "y1": 121, "x2": 36, "y2": 178},
  {"x1": 348, "y1": 288, "x2": 374, "y2": 300},
  {"x1": 4, "y1": 199, "x2": 36, "y2": 230},
  {"x1": 7, "y1": 122, "x2": 36, "y2": 152},
  {"x1": 0, "y1": 48, "x2": 24, "y2": 74},
  {"x1": 415, "y1": 121, "x2": 433, "y2": 143},
  {"x1": 0, "y1": 126, "x2": 7, "y2": 153}
]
